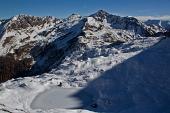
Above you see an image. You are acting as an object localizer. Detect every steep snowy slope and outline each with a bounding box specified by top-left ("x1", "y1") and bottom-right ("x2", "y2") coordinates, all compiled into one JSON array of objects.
[
  {"x1": 0, "y1": 10, "x2": 169, "y2": 113},
  {"x1": 74, "y1": 37, "x2": 170, "y2": 112},
  {"x1": 0, "y1": 14, "x2": 85, "y2": 81},
  {"x1": 47, "y1": 10, "x2": 163, "y2": 87},
  {"x1": 0, "y1": 15, "x2": 61, "y2": 56},
  {"x1": 0, "y1": 36, "x2": 164, "y2": 113},
  {"x1": 90, "y1": 10, "x2": 160, "y2": 36}
]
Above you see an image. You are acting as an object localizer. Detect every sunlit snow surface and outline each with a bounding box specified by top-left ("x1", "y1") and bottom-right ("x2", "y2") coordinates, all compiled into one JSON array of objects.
[{"x1": 0, "y1": 37, "x2": 169, "y2": 113}]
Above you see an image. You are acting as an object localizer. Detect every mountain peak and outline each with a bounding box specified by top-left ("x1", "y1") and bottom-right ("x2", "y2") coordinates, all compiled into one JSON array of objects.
[
  {"x1": 97, "y1": 10, "x2": 109, "y2": 14},
  {"x1": 66, "y1": 13, "x2": 81, "y2": 22},
  {"x1": 11, "y1": 14, "x2": 34, "y2": 21},
  {"x1": 89, "y1": 10, "x2": 111, "y2": 22},
  {"x1": 92, "y1": 10, "x2": 110, "y2": 17},
  {"x1": 6, "y1": 14, "x2": 60, "y2": 31}
]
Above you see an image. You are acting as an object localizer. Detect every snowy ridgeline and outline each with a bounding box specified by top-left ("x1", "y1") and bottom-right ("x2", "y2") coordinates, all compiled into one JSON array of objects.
[{"x1": 0, "y1": 10, "x2": 170, "y2": 113}]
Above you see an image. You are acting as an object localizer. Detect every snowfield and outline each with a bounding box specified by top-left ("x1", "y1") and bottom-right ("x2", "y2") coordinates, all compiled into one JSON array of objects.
[
  {"x1": 0, "y1": 36, "x2": 168, "y2": 113},
  {"x1": 30, "y1": 87, "x2": 91, "y2": 110},
  {"x1": 0, "y1": 10, "x2": 170, "y2": 113}
]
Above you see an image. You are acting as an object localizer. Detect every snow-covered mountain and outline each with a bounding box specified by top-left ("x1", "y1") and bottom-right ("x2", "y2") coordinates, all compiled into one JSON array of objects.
[
  {"x1": 0, "y1": 10, "x2": 170, "y2": 113},
  {"x1": 0, "y1": 14, "x2": 85, "y2": 81},
  {"x1": 90, "y1": 10, "x2": 159, "y2": 36},
  {"x1": 136, "y1": 16, "x2": 170, "y2": 31},
  {"x1": 145, "y1": 20, "x2": 170, "y2": 31},
  {"x1": 0, "y1": 10, "x2": 164, "y2": 82}
]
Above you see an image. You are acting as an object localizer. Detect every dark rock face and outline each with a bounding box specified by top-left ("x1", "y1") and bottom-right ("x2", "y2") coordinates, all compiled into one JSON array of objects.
[
  {"x1": 153, "y1": 31, "x2": 170, "y2": 37},
  {"x1": 165, "y1": 31, "x2": 170, "y2": 37},
  {"x1": 0, "y1": 53, "x2": 33, "y2": 82},
  {"x1": 7, "y1": 15, "x2": 60, "y2": 31},
  {"x1": 0, "y1": 19, "x2": 9, "y2": 39},
  {"x1": 29, "y1": 19, "x2": 86, "y2": 76},
  {"x1": 2, "y1": 36, "x2": 14, "y2": 47},
  {"x1": 0, "y1": 16, "x2": 60, "y2": 82}
]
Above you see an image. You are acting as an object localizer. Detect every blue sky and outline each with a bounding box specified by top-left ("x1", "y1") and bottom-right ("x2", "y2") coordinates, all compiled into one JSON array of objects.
[{"x1": 0, "y1": 0, "x2": 170, "y2": 18}]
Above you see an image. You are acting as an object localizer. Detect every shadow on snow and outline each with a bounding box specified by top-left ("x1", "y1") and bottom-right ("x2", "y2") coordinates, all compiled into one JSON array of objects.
[{"x1": 72, "y1": 38, "x2": 170, "y2": 113}]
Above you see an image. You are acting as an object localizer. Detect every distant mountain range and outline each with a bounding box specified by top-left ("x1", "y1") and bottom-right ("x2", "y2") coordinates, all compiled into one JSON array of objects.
[{"x1": 136, "y1": 16, "x2": 170, "y2": 30}]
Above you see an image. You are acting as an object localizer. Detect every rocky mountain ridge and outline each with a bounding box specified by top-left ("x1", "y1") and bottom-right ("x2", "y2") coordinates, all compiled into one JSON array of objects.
[{"x1": 0, "y1": 10, "x2": 169, "y2": 82}]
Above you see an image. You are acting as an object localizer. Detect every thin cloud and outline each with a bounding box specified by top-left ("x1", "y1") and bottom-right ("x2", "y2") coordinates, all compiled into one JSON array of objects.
[{"x1": 136, "y1": 15, "x2": 170, "y2": 21}]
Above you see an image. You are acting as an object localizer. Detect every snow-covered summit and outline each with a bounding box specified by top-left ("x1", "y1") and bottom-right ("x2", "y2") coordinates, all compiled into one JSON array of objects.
[
  {"x1": 90, "y1": 10, "x2": 110, "y2": 19},
  {"x1": 0, "y1": 10, "x2": 170, "y2": 113},
  {"x1": 90, "y1": 10, "x2": 161, "y2": 36},
  {"x1": 0, "y1": 10, "x2": 168, "y2": 82},
  {"x1": 66, "y1": 13, "x2": 82, "y2": 22},
  {"x1": 6, "y1": 14, "x2": 61, "y2": 31}
]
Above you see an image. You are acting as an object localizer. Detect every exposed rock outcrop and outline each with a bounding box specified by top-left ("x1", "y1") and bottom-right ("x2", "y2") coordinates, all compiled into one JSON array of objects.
[{"x1": 0, "y1": 10, "x2": 167, "y2": 83}]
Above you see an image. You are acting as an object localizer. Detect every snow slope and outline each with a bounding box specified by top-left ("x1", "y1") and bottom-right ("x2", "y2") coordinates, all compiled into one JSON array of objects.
[
  {"x1": 74, "y1": 37, "x2": 170, "y2": 113},
  {"x1": 0, "y1": 36, "x2": 163, "y2": 113},
  {"x1": 30, "y1": 87, "x2": 91, "y2": 110},
  {"x1": 0, "y1": 10, "x2": 170, "y2": 113}
]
